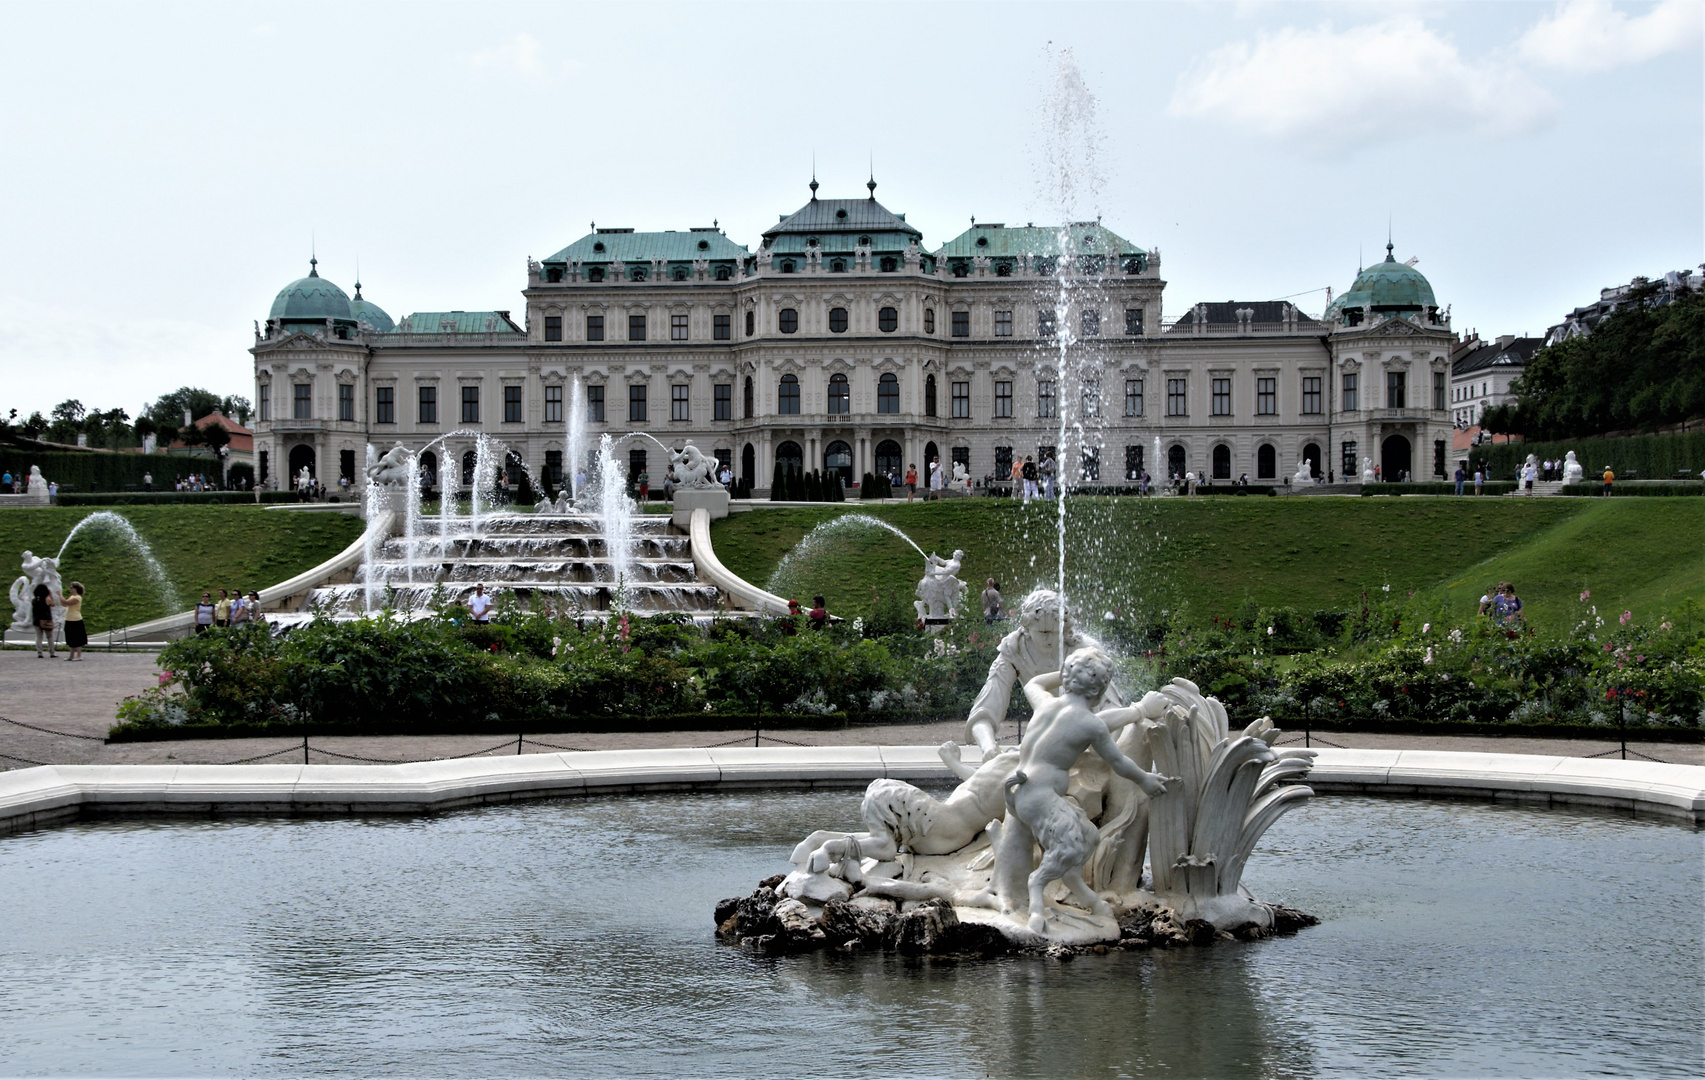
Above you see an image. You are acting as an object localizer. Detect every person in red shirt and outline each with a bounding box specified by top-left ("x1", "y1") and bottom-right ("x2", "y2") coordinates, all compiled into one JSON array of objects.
[
  {"x1": 904, "y1": 464, "x2": 917, "y2": 502},
  {"x1": 808, "y1": 595, "x2": 828, "y2": 630}
]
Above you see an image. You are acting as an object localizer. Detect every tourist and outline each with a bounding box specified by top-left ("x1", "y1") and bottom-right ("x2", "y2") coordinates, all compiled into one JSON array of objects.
[
  {"x1": 637, "y1": 470, "x2": 650, "y2": 502},
  {"x1": 1477, "y1": 584, "x2": 1498, "y2": 619},
  {"x1": 904, "y1": 463, "x2": 917, "y2": 502},
  {"x1": 1140, "y1": 470, "x2": 1151, "y2": 496},
  {"x1": 246, "y1": 591, "x2": 266, "y2": 628},
  {"x1": 1473, "y1": 467, "x2": 1484, "y2": 496},
  {"x1": 718, "y1": 463, "x2": 732, "y2": 488},
  {"x1": 1009, "y1": 455, "x2": 1024, "y2": 499},
  {"x1": 1494, "y1": 583, "x2": 1524, "y2": 628},
  {"x1": 31, "y1": 583, "x2": 56, "y2": 658},
  {"x1": 48, "y1": 480, "x2": 58, "y2": 504},
  {"x1": 1, "y1": 471, "x2": 10, "y2": 491},
  {"x1": 808, "y1": 595, "x2": 828, "y2": 630},
  {"x1": 982, "y1": 578, "x2": 1003, "y2": 624},
  {"x1": 468, "y1": 584, "x2": 494, "y2": 624},
  {"x1": 229, "y1": 589, "x2": 249, "y2": 627},
  {"x1": 928, "y1": 456, "x2": 943, "y2": 500},
  {"x1": 143, "y1": 471, "x2": 152, "y2": 492},
  {"x1": 1022, "y1": 455, "x2": 1038, "y2": 502},
  {"x1": 1602, "y1": 465, "x2": 1614, "y2": 496},
  {"x1": 193, "y1": 592, "x2": 216, "y2": 634},
  {"x1": 1185, "y1": 470, "x2": 1197, "y2": 496},
  {"x1": 214, "y1": 589, "x2": 232, "y2": 628},
  {"x1": 1454, "y1": 464, "x2": 1466, "y2": 496},
  {"x1": 1523, "y1": 459, "x2": 1536, "y2": 495},
  {"x1": 783, "y1": 598, "x2": 801, "y2": 633},
  {"x1": 1040, "y1": 453, "x2": 1057, "y2": 499},
  {"x1": 61, "y1": 582, "x2": 86, "y2": 660}
]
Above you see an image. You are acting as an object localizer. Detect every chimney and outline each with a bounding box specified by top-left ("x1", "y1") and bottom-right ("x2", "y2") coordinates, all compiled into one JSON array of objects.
[
  {"x1": 183, "y1": 407, "x2": 192, "y2": 426},
  {"x1": 1496, "y1": 334, "x2": 1515, "y2": 348}
]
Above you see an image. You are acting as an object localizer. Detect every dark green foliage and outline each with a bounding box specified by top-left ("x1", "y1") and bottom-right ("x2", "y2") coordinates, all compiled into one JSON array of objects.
[
  {"x1": 1558, "y1": 482, "x2": 1703, "y2": 497},
  {"x1": 770, "y1": 457, "x2": 785, "y2": 501},
  {"x1": 0, "y1": 447, "x2": 206, "y2": 492},
  {"x1": 1361, "y1": 481, "x2": 1518, "y2": 496},
  {"x1": 1478, "y1": 431, "x2": 1705, "y2": 482}
]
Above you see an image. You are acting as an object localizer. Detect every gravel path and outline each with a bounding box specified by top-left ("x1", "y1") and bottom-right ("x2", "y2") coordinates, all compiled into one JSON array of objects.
[{"x1": 3, "y1": 647, "x2": 1698, "y2": 768}]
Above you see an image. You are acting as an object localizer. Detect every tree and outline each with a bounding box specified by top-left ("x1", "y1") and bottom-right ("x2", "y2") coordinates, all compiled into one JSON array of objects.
[
  {"x1": 182, "y1": 420, "x2": 232, "y2": 455},
  {"x1": 144, "y1": 387, "x2": 226, "y2": 430},
  {"x1": 20, "y1": 412, "x2": 47, "y2": 440},
  {"x1": 220, "y1": 395, "x2": 254, "y2": 426}
]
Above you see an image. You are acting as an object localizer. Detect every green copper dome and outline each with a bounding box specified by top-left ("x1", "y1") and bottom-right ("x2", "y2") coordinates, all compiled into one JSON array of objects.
[
  {"x1": 269, "y1": 258, "x2": 353, "y2": 322},
  {"x1": 348, "y1": 281, "x2": 394, "y2": 333},
  {"x1": 1327, "y1": 243, "x2": 1437, "y2": 319}
]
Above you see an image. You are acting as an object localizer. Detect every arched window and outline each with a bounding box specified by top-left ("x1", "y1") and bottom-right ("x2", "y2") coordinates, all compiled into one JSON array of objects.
[
  {"x1": 824, "y1": 441, "x2": 853, "y2": 486},
  {"x1": 778, "y1": 374, "x2": 800, "y2": 415},
  {"x1": 781, "y1": 260, "x2": 797, "y2": 273},
  {"x1": 924, "y1": 441, "x2": 939, "y2": 473},
  {"x1": 418, "y1": 450, "x2": 438, "y2": 488},
  {"x1": 776, "y1": 440, "x2": 803, "y2": 472},
  {"x1": 953, "y1": 262, "x2": 968, "y2": 278},
  {"x1": 741, "y1": 443, "x2": 755, "y2": 485},
  {"x1": 828, "y1": 307, "x2": 848, "y2": 333},
  {"x1": 743, "y1": 376, "x2": 753, "y2": 419},
  {"x1": 715, "y1": 265, "x2": 731, "y2": 281},
  {"x1": 288, "y1": 445, "x2": 317, "y2": 485},
  {"x1": 1168, "y1": 445, "x2": 1186, "y2": 478},
  {"x1": 1257, "y1": 444, "x2": 1277, "y2": 480},
  {"x1": 587, "y1": 267, "x2": 605, "y2": 282},
  {"x1": 672, "y1": 266, "x2": 687, "y2": 281},
  {"x1": 924, "y1": 308, "x2": 935, "y2": 334},
  {"x1": 879, "y1": 307, "x2": 898, "y2": 332},
  {"x1": 744, "y1": 310, "x2": 754, "y2": 336},
  {"x1": 878, "y1": 373, "x2": 899, "y2": 414},
  {"x1": 1302, "y1": 442, "x2": 1321, "y2": 479},
  {"x1": 874, "y1": 440, "x2": 903, "y2": 480},
  {"x1": 924, "y1": 374, "x2": 937, "y2": 418},
  {"x1": 462, "y1": 449, "x2": 477, "y2": 486},
  {"x1": 827, "y1": 374, "x2": 850, "y2": 414},
  {"x1": 630, "y1": 266, "x2": 647, "y2": 281},
  {"x1": 880, "y1": 257, "x2": 897, "y2": 272},
  {"x1": 1212, "y1": 444, "x2": 1232, "y2": 480},
  {"x1": 779, "y1": 308, "x2": 798, "y2": 334}
]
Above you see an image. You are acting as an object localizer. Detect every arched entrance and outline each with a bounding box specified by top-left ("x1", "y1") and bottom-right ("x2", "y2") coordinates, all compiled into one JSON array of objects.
[
  {"x1": 461, "y1": 450, "x2": 476, "y2": 486},
  {"x1": 1257, "y1": 443, "x2": 1277, "y2": 480},
  {"x1": 1381, "y1": 434, "x2": 1412, "y2": 482},
  {"x1": 1302, "y1": 442, "x2": 1322, "y2": 479},
  {"x1": 1167, "y1": 444, "x2": 1186, "y2": 479},
  {"x1": 824, "y1": 440, "x2": 853, "y2": 487},
  {"x1": 287, "y1": 444, "x2": 315, "y2": 485},
  {"x1": 741, "y1": 443, "x2": 754, "y2": 486},
  {"x1": 924, "y1": 441, "x2": 940, "y2": 474},
  {"x1": 1211, "y1": 444, "x2": 1232, "y2": 480},
  {"x1": 775, "y1": 440, "x2": 803, "y2": 472},
  {"x1": 874, "y1": 439, "x2": 903, "y2": 481}
]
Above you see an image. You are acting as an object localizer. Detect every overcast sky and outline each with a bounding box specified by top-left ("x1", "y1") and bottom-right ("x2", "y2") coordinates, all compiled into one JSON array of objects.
[{"x1": 1, "y1": 0, "x2": 1699, "y2": 419}]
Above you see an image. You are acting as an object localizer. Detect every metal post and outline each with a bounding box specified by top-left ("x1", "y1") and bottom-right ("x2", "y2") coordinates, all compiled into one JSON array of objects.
[
  {"x1": 303, "y1": 734, "x2": 309, "y2": 764},
  {"x1": 754, "y1": 718, "x2": 761, "y2": 748},
  {"x1": 518, "y1": 734, "x2": 524, "y2": 755},
  {"x1": 1619, "y1": 692, "x2": 1627, "y2": 760}
]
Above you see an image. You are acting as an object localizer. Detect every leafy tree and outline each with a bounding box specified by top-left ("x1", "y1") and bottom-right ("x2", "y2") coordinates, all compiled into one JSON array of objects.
[
  {"x1": 143, "y1": 387, "x2": 225, "y2": 430},
  {"x1": 220, "y1": 395, "x2": 253, "y2": 426},
  {"x1": 19, "y1": 412, "x2": 47, "y2": 440}
]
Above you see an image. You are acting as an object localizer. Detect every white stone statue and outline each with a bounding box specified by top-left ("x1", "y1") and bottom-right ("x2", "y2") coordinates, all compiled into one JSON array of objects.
[
  {"x1": 554, "y1": 489, "x2": 574, "y2": 514},
  {"x1": 951, "y1": 461, "x2": 970, "y2": 490},
  {"x1": 1361, "y1": 456, "x2": 1376, "y2": 484},
  {"x1": 1293, "y1": 458, "x2": 1313, "y2": 486},
  {"x1": 1563, "y1": 451, "x2": 1584, "y2": 485},
  {"x1": 9, "y1": 551, "x2": 62, "y2": 631},
  {"x1": 297, "y1": 465, "x2": 313, "y2": 491},
  {"x1": 26, "y1": 466, "x2": 47, "y2": 495},
  {"x1": 669, "y1": 443, "x2": 718, "y2": 489},
  {"x1": 913, "y1": 550, "x2": 967, "y2": 622},
  {"x1": 364, "y1": 443, "x2": 414, "y2": 488},
  {"x1": 534, "y1": 494, "x2": 555, "y2": 514}
]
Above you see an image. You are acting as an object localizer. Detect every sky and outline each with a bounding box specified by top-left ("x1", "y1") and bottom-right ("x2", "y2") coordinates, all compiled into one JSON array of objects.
[{"x1": 1, "y1": 0, "x2": 1699, "y2": 419}]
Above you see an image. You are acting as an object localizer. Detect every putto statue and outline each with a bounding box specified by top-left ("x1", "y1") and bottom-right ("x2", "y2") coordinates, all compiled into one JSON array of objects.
[
  {"x1": 1361, "y1": 456, "x2": 1376, "y2": 484},
  {"x1": 9, "y1": 550, "x2": 62, "y2": 631},
  {"x1": 1563, "y1": 451, "x2": 1584, "y2": 485},
  {"x1": 669, "y1": 443, "x2": 718, "y2": 489},
  {"x1": 1292, "y1": 458, "x2": 1313, "y2": 486},
  {"x1": 913, "y1": 550, "x2": 966, "y2": 622},
  {"x1": 364, "y1": 443, "x2": 415, "y2": 488},
  {"x1": 25, "y1": 466, "x2": 47, "y2": 495}
]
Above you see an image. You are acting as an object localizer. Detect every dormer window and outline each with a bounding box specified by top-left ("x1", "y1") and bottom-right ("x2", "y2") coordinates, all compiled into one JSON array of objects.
[
  {"x1": 976, "y1": 236, "x2": 989, "y2": 247},
  {"x1": 673, "y1": 267, "x2": 687, "y2": 281},
  {"x1": 806, "y1": 237, "x2": 818, "y2": 247},
  {"x1": 831, "y1": 259, "x2": 846, "y2": 272},
  {"x1": 697, "y1": 239, "x2": 709, "y2": 250},
  {"x1": 995, "y1": 262, "x2": 1011, "y2": 277},
  {"x1": 545, "y1": 267, "x2": 563, "y2": 283},
  {"x1": 781, "y1": 260, "x2": 796, "y2": 273},
  {"x1": 953, "y1": 262, "x2": 968, "y2": 278},
  {"x1": 588, "y1": 267, "x2": 605, "y2": 282},
  {"x1": 836, "y1": 209, "x2": 848, "y2": 219},
  {"x1": 630, "y1": 267, "x2": 647, "y2": 281},
  {"x1": 859, "y1": 236, "x2": 870, "y2": 246},
  {"x1": 880, "y1": 257, "x2": 897, "y2": 272},
  {"x1": 715, "y1": 266, "x2": 731, "y2": 281}
]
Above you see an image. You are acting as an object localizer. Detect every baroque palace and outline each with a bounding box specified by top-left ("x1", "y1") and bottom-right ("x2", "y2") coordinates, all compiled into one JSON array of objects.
[{"x1": 251, "y1": 181, "x2": 1456, "y2": 493}]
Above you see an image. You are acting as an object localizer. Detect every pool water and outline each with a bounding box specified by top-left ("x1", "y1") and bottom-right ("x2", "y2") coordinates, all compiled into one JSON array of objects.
[{"x1": 1, "y1": 792, "x2": 1700, "y2": 1078}]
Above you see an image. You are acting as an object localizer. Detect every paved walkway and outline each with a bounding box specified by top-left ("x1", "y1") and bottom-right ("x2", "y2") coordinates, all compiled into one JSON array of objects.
[{"x1": 2, "y1": 647, "x2": 1699, "y2": 769}]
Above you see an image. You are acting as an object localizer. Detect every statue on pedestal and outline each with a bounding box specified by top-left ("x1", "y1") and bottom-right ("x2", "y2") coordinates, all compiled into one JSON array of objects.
[
  {"x1": 669, "y1": 443, "x2": 718, "y2": 489},
  {"x1": 364, "y1": 443, "x2": 414, "y2": 488},
  {"x1": 1361, "y1": 456, "x2": 1377, "y2": 484},
  {"x1": 913, "y1": 550, "x2": 966, "y2": 622},
  {"x1": 1563, "y1": 451, "x2": 1584, "y2": 485},
  {"x1": 9, "y1": 551, "x2": 62, "y2": 631}
]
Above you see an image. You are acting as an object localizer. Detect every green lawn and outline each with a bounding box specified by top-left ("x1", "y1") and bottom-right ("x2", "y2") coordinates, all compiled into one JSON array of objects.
[
  {"x1": 711, "y1": 497, "x2": 1705, "y2": 631},
  {"x1": 0, "y1": 507, "x2": 366, "y2": 632}
]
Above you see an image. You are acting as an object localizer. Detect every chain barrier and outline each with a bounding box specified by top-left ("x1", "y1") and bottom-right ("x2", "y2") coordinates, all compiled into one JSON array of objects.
[
  {"x1": 519, "y1": 737, "x2": 596, "y2": 753},
  {"x1": 0, "y1": 716, "x2": 106, "y2": 741},
  {"x1": 1, "y1": 751, "x2": 51, "y2": 768},
  {"x1": 695, "y1": 734, "x2": 764, "y2": 749},
  {"x1": 220, "y1": 745, "x2": 307, "y2": 765},
  {"x1": 1274, "y1": 733, "x2": 1349, "y2": 749},
  {"x1": 1583, "y1": 745, "x2": 1682, "y2": 765},
  {"x1": 307, "y1": 739, "x2": 523, "y2": 765}
]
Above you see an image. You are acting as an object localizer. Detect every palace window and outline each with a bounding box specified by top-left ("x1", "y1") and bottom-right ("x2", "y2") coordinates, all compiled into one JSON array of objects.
[
  {"x1": 994, "y1": 380, "x2": 1012, "y2": 418},
  {"x1": 780, "y1": 260, "x2": 796, "y2": 274},
  {"x1": 587, "y1": 267, "x2": 604, "y2": 282},
  {"x1": 779, "y1": 308, "x2": 798, "y2": 334},
  {"x1": 1256, "y1": 377, "x2": 1276, "y2": 416},
  {"x1": 587, "y1": 385, "x2": 604, "y2": 422},
  {"x1": 1125, "y1": 379, "x2": 1143, "y2": 417},
  {"x1": 673, "y1": 267, "x2": 687, "y2": 281},
  {"x1": 829, "y1": 307, "x2": 848, "y2": 333},
  {"x1": 1342, "y1": 372, "x2": 1359, "y2": 411},
  {"x1": 951, "y1": 380, "x2": 970, "y2": 419},
  {"x1": 586, "y1": 315, "x2": 604, "y2": 341},
  {"x1": 1125, "y1": 445, "x2": 1144, "y2": 480},
  {"x1": 544, "y1": 384, "x2": 562, "y2": 423},
  {"x1": 1167, "y1": 378, "x2": 1187, "y2": 416},
  {"x1": 544, "y1": 315, "x2": 562, "y2": 341},
  {"x1": 419, "y1": 386, "x2": 437, "y2": 424},
  {"x1": 258, "y1": 384, "x2": 269, "y2": 422},
  {"x1": 880, "y1": 257, "x2": 897, "y2": 272},
  {"x1": 924, "y1": 375, "x2": 937, "y2": 417},
  {"x1": 952, "y1": 310, "x2": 970, "y2": 337},
  {"x1": 1081, "y1": 447, "x2": 1100, "y2": 482},
  {"x1": 828, "y1": 374, "x2": 850, "y2": 415},
  {"x1": 630, "y1": 266, "x2": 647, "y2": 281},
  {"x1": 1302, "y1": 376, "x2": 1322, "y2": 415},
  {"x1": 1082, "y1": 309, "x2": 1100, "y2": 337},
  {"x1": 1038, "y1": 379, "x2": 1056, "y2": 418},
  {"x1": 1341, "y1": 440, "x2": 1358, "y2": 477},
  {"x1": 879, "y1": 306, "x2": 898, "y2": 332},
  {"x1": 714, "y1": 313, "x2": 731, "y2": 340},
  {"x1": 374, "y1": 387, "x2": 393, "y2": 424},
  {"x1": 994, "y1": 310, "x2": 1012, "y2": 337},
  {"x1": 878, "y1": 373, "x2": 899, "y2": 414},
  {"x1": 1082, "y1": 381, "x2": 1100, "y2": 418},
  {"x1": 1125, "y1": 308, "x2": 1143, "y2": 336},
  {"x1": 1212, "y1": 377, "x2": 1232, "y2": 416},
  {"x1": 830, "y1": 259, "x2": 845, "y2": 273},
  {"x1": 338, "y1": 384, "x2": 354, "y2": 422},
  {"x1": 778, "y1": 374, "x2": 800, "y2": 415},
  {"x1": 742, "y1": 377, "x2": 753, "y2": 419},
  {"x1": 1434, "y1": 371, "x2": 1447, "y2": 411},
  {"x1": 628, "y1": 314, "x2": 646, "y2": 341},
  {"x1": 292, "y1": 383, "x2": 311, "y2": 420},
  {"x1": 628, "y1": 384, "x2": 647, "y2": 423},
  {"x1": 671, "y1": 384, "x2": 689, "y2": 422},
  {"x1": 1037, "y1": 309, "x2": 1056, "y2": 338},
  {"x1": 714, "y1": 383, "x2": 731, "y2": 421},
  {"x1": 671, "y1": 314, "x2": 688, "y2": 341},
  {"x1": 461, "y1": 385, "x2": 480, "y2": 424},
  {"x1": 1387, "y1": 370, "x2": 1407, "y2": 409},
  {"x1": 504, "y1": 386, "x2": 523, "y2": 423},
  {"x1": 924, "y1": 308, "x2": 935, "y2": 333},
  {"x1": 715, "y1": 265, "x2": 730, "y2": 281},
  {"x1": 995, "y1": 446, "x2": 1013, "y2": 478},
  {"x1": 744, "y1": 311, "x2": 755, "y2": 336}
]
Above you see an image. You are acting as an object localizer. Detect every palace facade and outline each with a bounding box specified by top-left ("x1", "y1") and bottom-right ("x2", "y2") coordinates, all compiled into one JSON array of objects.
[{"x1": 251, "y1": 182, "x2": 1457, "y2": 493}]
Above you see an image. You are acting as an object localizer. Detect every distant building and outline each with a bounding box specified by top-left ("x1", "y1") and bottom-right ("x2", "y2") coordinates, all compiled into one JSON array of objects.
[
  {"x1": 1545, "y1": 267, "x2": 1699, "y2": 346},
  {"x1": 1449, "y1": 334, "x2": 1542, "y2": 431}
]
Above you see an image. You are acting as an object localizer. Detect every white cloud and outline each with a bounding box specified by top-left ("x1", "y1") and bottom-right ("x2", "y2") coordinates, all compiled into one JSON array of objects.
[
  {"x1": 1516, "y1": 0, "x2": 1703, "y2": 73},
  {"x1": 1168, "y1": 18, "x2": 1556, "y2": 150},
  {"x1": 470, "y1": 33, "x2": 548, "y2": 83}
]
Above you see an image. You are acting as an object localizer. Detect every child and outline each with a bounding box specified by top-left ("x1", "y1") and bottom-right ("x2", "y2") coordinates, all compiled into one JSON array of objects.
[{"x1": 808, "y1": 595, "x2": 828, "y2": 630}]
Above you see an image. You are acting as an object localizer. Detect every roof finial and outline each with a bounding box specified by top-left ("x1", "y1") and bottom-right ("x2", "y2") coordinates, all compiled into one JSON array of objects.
[
  {"x1": 353, "y1": 256, "x2": 362, "y2": 298},
  {"x1": 1387, "y1": 215, "x2": 1394, "y2": 261},
  {"x1": 810, "y1": 152, "x2": 818, "y2": 199},
  {"x1": 310, "y1": 233, "x2": 317, "y2": 277}
]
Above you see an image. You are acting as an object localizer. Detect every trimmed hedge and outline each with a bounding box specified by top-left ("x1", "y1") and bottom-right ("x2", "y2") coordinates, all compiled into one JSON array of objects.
[
  {"x1": 59, "y1": 491, "x2": 258, "y2": 506},
  {"x1": 1559, "y1": 481, "x2": 1704, "y2": 497},
  {"x1": 0, "y1": 447, "x2": 209, "y2": 492},
  {"x1": 1362, "y1": 481, "x2": 1518, "y2": 496},
  {"x1": 1478, "y1": 431, "x2": 1705, "y2": 482}
]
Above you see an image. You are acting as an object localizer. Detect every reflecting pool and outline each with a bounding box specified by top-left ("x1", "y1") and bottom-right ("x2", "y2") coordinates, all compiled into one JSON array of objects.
[{"x1": 1, "y1": 793, "x2": 1700, "y2": 1077}]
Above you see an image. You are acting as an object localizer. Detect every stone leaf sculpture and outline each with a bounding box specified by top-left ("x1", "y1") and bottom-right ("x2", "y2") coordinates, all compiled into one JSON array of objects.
[
  {"x1": 364, "y1": 443, "x2": 414, "y2": 488},
  {"x1": 914, "y1": 550, "x2": 967, "y2": 621},
  {"x1": 669, "y1": 443, "x2": 718, "y2": 489}
]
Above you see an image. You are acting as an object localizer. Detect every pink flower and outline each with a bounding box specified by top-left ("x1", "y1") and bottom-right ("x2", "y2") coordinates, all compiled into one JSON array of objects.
[
  {"x1": 1579, "y1": 590, "x2": 1591, "y2": 602},
  {"x1": 1620, "y1": 610, "x2": 1632, "y2": 625},
  {"x1": 157, "y1": 671, "x2": 174, "y2": 685}
]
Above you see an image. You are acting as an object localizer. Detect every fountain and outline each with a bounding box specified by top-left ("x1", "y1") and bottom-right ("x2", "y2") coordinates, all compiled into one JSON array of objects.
[
  {"x1": 764, "y1": 513, "x2": 927, "y2": 599},
  {"x1": 567, "y1": 373, "x2": 588, "y2": 503}
]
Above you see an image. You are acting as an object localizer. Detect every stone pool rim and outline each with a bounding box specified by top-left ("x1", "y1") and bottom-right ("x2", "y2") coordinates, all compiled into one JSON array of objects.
[{"x1": 2, "y1": 747, "x2": 1701, "y2": 835}]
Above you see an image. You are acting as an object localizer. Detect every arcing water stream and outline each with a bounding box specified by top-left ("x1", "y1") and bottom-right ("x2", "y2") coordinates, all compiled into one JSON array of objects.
[{"x1": 55, "y1": 511, "x2": 179, "y2": 613}]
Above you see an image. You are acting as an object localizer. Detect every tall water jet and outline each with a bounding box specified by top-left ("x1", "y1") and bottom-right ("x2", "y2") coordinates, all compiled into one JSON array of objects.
[
  {"x1": 596, "y1": 432, "x2": 634, "y2": 602},
  {"x1": 438, "y1": 441, "x2": 458, "y2": 560},
  {"x1": 54, "y1": 511, "x2": 179, "y2": 614},
  {"x1": 568, "y1": 374, "x2": 587, "y2": 503},
  {"x1": 362, "y1": 470, "x2": 388, "y2": 614},
  {"x1": 470, "y1": 434, "x2": 497, "y2": 533},
  {"x1": 401, "y1": 451, "x2": 422, "y2": 585}
]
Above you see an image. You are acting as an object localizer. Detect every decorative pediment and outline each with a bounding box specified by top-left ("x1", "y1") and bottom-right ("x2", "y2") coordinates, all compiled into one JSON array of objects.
[
  {"x1": 874, "y1": 356, "x2": 904, "y2": 376},
  {"x1": 1338, "y1": 357, "x2": 1362, "y2": 373},
  {"x1": 1381, "y1": 354, "x2": 1410, "y2": 369},
  {"x1": 825, "y1": 357, "x2": 854, "y2": 375},
  {"x1": 625, "y1": 370, "x2": 651, "y2": 385},
  {"x1": 991, "y1": 363, "x2": 1019, "y2": 379},
  {"x1": 773, "y1": 356, "x2": 805, "y2": 375}
]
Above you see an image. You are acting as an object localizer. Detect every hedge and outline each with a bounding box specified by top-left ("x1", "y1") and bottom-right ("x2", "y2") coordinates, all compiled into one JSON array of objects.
[
  {"x1": 0, "y1": 447, "x2": 210, "y2": 493},
  {"x1": 985, "y1": 484, "x2": 1278, "y2": 497},
  {"x1": 1361, "y1": 481, "x2": 1518, "y2": 496},
  {"x1": 1558, "y1": 482, "x2": 1704, "y2": 497},
  {"x1": 1476, "y1": 430, "x2": 1705, "y2": 482},
  {"x1": 58, "y1": 491, "x2": 259, "y2": 506}
]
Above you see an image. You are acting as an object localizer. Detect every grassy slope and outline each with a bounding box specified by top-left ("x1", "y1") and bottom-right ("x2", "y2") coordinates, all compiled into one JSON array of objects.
[
  {"x1": 711, "y1": 498, "x2": 1704, "y2": 629},
  {"x1": 0, "y1": 507, "x2": 366, "y2": 632}
]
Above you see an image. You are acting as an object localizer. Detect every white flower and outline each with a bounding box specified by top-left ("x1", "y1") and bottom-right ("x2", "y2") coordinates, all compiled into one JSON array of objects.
[
  {"x1": 1266, "y1": 626, "x2": 1275, "y2": 636},
  {"x1": 1382, "y1": 584, "x2": 1390, "y2": 593},
  {"x1": 1424, "y1": 648, "x2": 1434, "y2": 664},
  {"x1": 1422, "y1": 623, "x2": 1430, "y2": 634}
]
